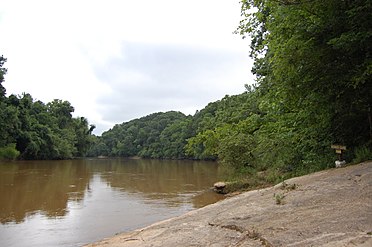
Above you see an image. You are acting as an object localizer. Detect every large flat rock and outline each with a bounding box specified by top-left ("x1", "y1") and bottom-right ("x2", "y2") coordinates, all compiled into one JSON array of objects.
[{"x1": 85, "y1": 162, "x2": 372, "y2": 246}]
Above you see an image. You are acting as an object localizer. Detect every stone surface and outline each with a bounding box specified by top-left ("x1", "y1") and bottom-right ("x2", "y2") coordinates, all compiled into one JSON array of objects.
[
  {"x1": 214, "y1": 181, "x2": 227, "y2": 194},
  {"x1": 214, "y1": 182, "x2": 226, "y2": 188},
  {"x1": 85, "y1": 162, "x2": 372, "y2": 247}
]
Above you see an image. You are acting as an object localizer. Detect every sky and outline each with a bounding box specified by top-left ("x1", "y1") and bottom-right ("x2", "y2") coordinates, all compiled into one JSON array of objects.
[{"x1": 0, "y1": 0, "x2": 253, "y2": 135}]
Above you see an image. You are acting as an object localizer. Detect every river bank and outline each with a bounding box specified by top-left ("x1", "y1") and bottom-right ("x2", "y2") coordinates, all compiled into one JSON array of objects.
[{"x1": 85, "y1": 161, "x2": 372, "y2": 246}]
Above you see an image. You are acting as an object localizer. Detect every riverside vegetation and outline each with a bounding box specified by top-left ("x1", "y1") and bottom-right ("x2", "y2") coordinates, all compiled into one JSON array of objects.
[
  {"x1": 0, "y1": 56, "x2": 95, "y2": 160},
  {"x1": 1, "y1": 0, "x2": 371, "y2": 187}
]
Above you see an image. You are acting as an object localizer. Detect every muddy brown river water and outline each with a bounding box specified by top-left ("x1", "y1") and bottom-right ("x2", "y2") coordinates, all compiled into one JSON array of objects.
[{"x1": 0, "y1": 158, "x2": 224, "y2": 247}]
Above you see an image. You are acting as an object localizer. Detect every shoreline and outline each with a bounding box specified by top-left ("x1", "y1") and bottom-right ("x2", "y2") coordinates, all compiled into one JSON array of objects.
[{"x1": 85, "y1": 162, "x2": 372, "y2": 246}]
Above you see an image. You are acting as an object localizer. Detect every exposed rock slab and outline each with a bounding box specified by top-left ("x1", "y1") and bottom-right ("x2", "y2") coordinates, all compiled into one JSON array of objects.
[{"x1": 85, "y1": 162, "x2": 372, "y2": 247}]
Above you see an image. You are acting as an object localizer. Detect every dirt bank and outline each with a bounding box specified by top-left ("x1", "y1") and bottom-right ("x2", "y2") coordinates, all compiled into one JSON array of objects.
[{"x1": 85, "y1": 162, "x2": 372, "y2": 247}]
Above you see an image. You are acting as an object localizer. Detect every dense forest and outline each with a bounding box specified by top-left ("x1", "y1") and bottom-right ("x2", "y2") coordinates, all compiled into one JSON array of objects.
[
  {"x1": 88, "y1": 111, "x2": 192, "y2": 159},
  {"x1": 0, "y1": 56, "x2": 95, "y2": 160},
  {"x1": 1, "y1": 0, "x2": 371, "y2": 183}
]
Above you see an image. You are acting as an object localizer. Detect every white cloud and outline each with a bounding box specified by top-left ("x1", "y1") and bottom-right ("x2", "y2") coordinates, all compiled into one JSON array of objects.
[{"x1": 0, "y1": 0, "x2": 253, "y2": 135}]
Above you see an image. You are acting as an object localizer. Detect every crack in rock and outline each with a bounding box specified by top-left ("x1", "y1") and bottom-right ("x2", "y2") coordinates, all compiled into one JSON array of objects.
[{"x1": 209, "y1": 223, "x2": 274, "y2": 247}]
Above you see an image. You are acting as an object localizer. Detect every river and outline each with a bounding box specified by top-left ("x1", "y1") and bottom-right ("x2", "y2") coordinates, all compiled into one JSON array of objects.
[{"x1": 0, "y1": 158, "x2": 224, "y2": 247}]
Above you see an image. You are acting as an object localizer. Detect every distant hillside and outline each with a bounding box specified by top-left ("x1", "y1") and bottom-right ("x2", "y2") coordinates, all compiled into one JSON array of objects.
[
  {"x1": 87, "y1": 92, "x2": 261, "y2": 160},
  {"x1": 88, "y1": 111, "x2": 191, "y2": 159}
]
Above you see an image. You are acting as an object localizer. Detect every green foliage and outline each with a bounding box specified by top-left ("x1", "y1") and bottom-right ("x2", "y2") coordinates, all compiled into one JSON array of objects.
[
  {"x1": 274, "y1": 193, "x2": 285, "y2": 205},
  {"x1": 216, "y1": 125, "x2": 257, "y2": 169},
  {"x1": 185, "y1": 0, "x2": 370, "y2": 183},
  {"x1": 204, "y1": 0, "x2": 371, "y2": 181},
  {"x1": 0, "y1": 55, "x2": 7, "y2": 98},
  {"x1": 88, "y1": 111, "x2": 191, "y2": 159},
  {"x1": 238, "y1": 0, "x2": 371, "y2": 147},
  {"x1": 352, "y1": 145, "x2": 372, "y2": 164},
  {"x1": 0, "y1": 57, "x2": 95, "y2": 160},
  {"x1": 0, "y1": 143, "x2": 20, "y2": 160}
]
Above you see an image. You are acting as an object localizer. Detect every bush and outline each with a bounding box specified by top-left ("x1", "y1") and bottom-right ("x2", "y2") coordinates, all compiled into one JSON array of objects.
[
  {"x1": 0, "y1": 143, "x2": 20, "y2": 160},
  {"x1": 352, "y1": 145, "x2": 372, "y2": 164}
]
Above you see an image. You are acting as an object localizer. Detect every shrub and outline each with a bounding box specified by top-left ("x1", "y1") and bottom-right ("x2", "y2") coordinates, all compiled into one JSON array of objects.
[
  {"x1": 0, "y1": 143, "x2": 20, "y2": 160},
  {"x1": 352, "y1": 145, "x2": 372, "y2": 164}
]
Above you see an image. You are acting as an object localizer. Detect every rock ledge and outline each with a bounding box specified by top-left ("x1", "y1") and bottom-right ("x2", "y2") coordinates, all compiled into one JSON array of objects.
[{"x1": 86, "y1": 162, "x2": 372, "y2": 247}]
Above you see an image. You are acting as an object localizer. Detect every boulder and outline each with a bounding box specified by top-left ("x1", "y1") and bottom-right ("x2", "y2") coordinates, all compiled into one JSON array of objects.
[{"x1": 213, "y1": 182, "x2": 226, "y2": 194}]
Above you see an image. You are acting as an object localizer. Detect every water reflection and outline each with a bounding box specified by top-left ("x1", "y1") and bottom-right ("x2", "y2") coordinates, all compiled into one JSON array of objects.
[
  {"x1": 94, "y1": 159, "x2": 220, "y2": 206},
  {"x1": 0, "y1": 160, "x2": 91, "y2": 224},
  {"x1": 0, "y1": 159, "x2": 223, "y2": 225}
]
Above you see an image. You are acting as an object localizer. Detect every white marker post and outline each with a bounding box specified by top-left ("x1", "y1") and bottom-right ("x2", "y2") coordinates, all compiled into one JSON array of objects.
[{"x1": 331, "y1": 144, "x2": 347, "y2": 167}]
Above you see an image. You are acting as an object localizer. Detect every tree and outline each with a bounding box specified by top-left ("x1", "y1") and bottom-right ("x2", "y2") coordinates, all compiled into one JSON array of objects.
[
  {"x1": 47, "y1": 99, "x2": 74, "y2": 129},
  {"x1": 73, "y1": 117, "x2": 96, "y2": 157},
  {"x1": 237, "y1": 0, "x2": 371, "y2": 162},
  {"x1": 0, "y1": 55, "x2": 7, "y2": 98}
]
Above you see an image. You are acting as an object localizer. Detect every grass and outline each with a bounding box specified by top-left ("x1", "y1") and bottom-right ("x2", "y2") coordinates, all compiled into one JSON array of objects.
[
  {"x1": 352, "y1": 146, "x2": 372, "y2": 164},
  {"x1": 274, "y1": 193, "x2": 286, "y2": 205}
]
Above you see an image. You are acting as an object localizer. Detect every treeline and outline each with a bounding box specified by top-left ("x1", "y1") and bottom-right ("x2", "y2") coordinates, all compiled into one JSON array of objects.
[
  {"x1": 0, "y1": 55, "x2": 95, "y2": 160},
  {"x1": 88, "y1": 111, "x2": 192, "y2": 159},
  {"x1": 89, "y1": 0, "x2": 371, "y2": 181},
  {"x1": 87, "y1": 93, "x2": 258, "y2": 159}
]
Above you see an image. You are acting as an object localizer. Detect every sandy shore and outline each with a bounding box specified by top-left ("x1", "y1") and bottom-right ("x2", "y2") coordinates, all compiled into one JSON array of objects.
[{"x1": 85, "y1": 161, "x2": 372, "y2": 247}]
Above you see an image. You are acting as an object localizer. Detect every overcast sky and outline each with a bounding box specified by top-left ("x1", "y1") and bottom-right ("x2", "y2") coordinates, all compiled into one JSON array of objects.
[{"x1": 0, "y1": 0, "x2": 253, "y2": 134}]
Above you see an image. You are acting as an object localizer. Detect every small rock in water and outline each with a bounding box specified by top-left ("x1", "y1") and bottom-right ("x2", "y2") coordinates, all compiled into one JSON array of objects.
[
  {"x1": 214, "y1": 182, "x2": 226, "y2": 189},
  {"x1": 214, "y1": 182, "x2": 226, "y2": 194}
]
